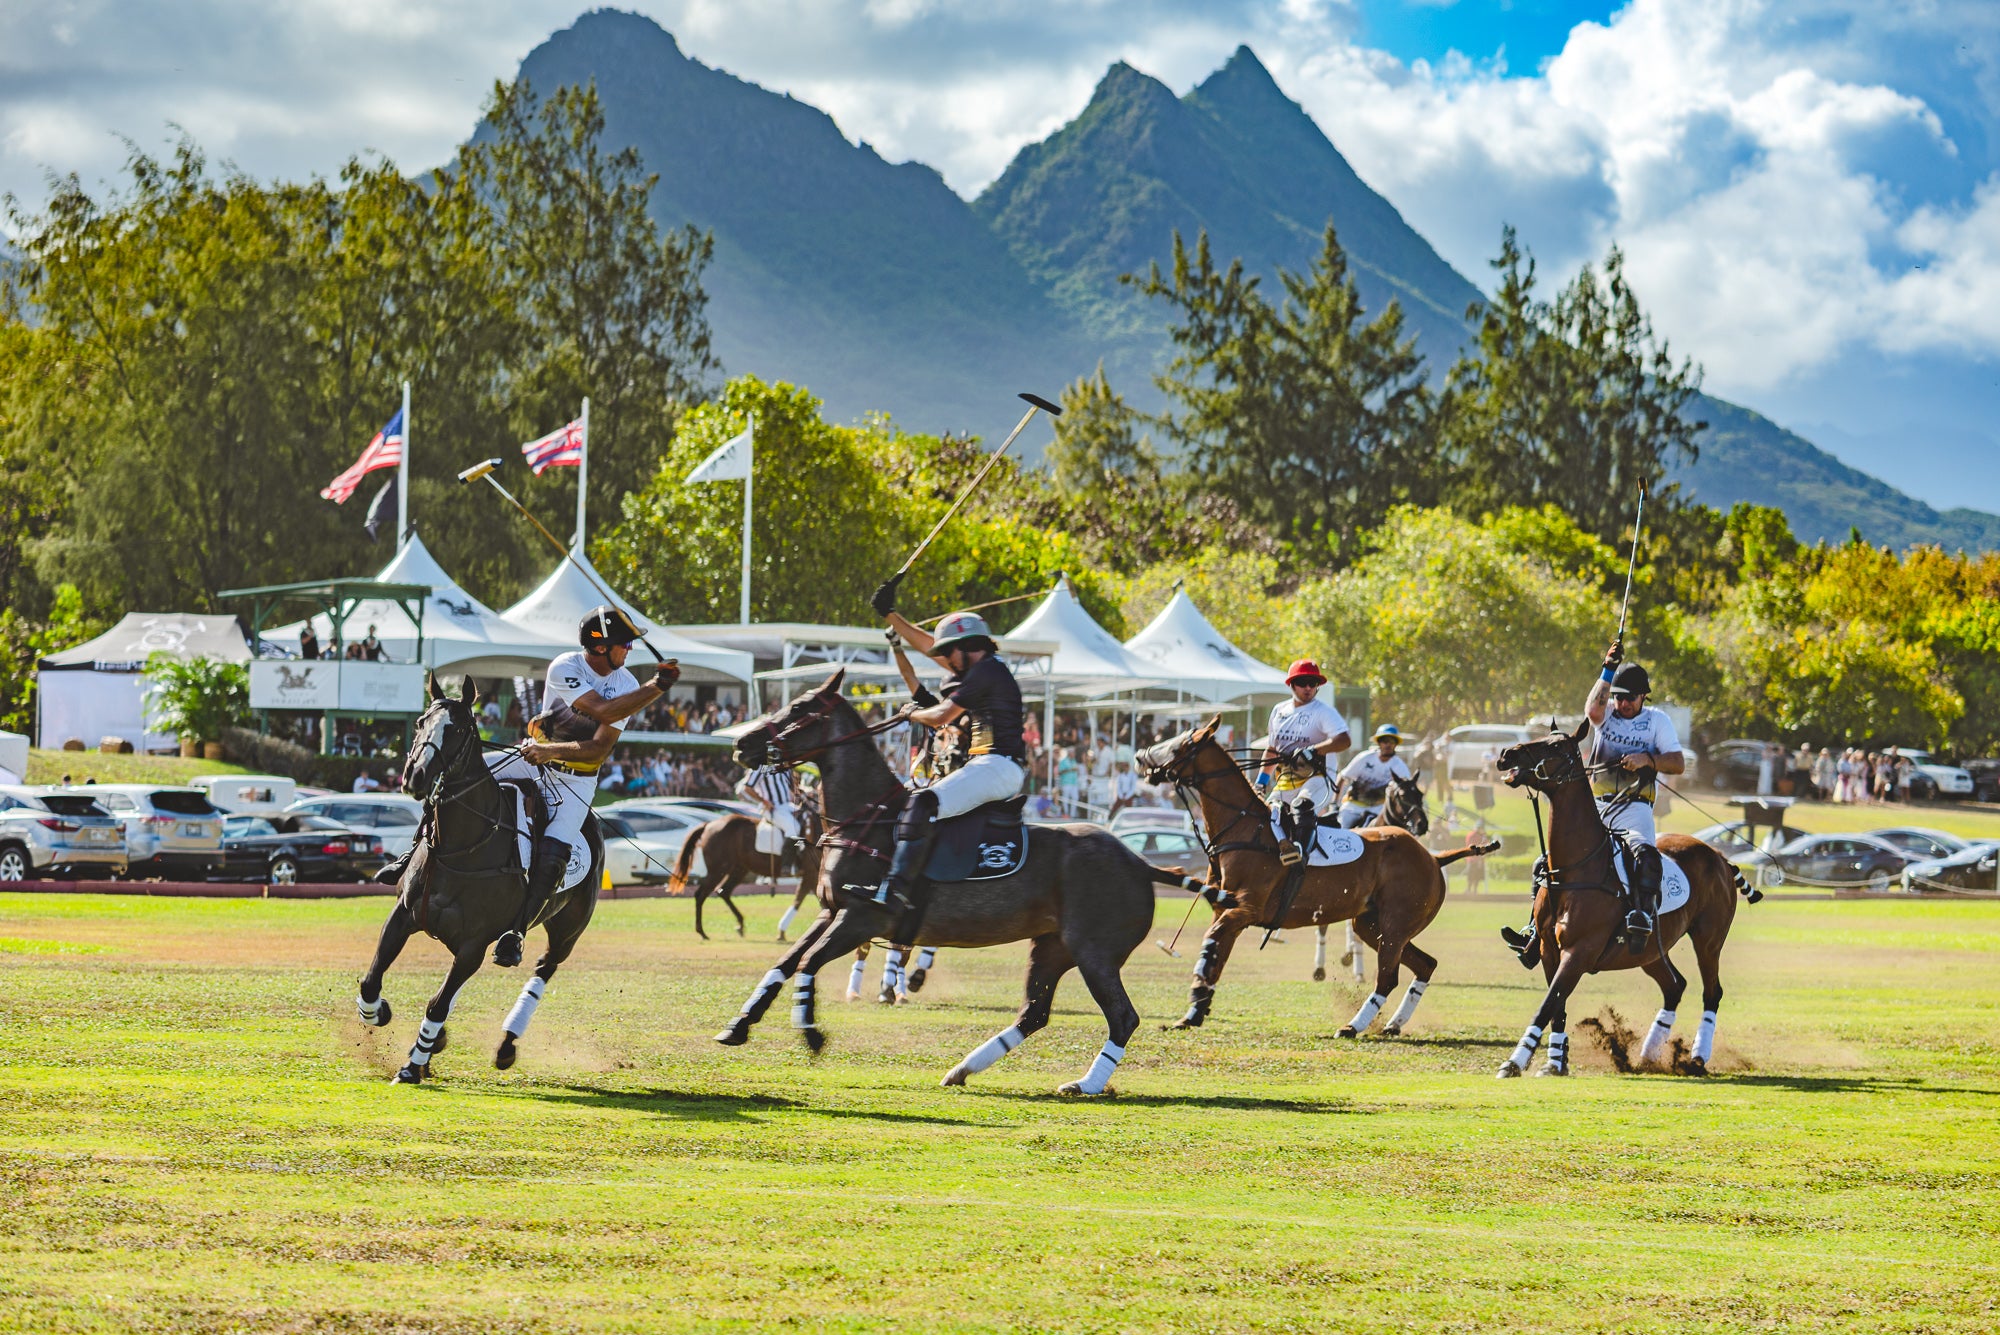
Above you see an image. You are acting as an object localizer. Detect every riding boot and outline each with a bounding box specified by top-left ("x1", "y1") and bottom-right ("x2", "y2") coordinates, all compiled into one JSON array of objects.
[
  {"x1": 867, "y1": 790, "x2": 939, "y2": 914},
  {"x1": 494, "y1": 836, "x2": 569, "y2": 968},
  {"x1": 1294, "y1": 803, "x2": 1320, "y2": 861},
  {"x1": 1275, "y1": 803, "x2": 1303, "y2": 866},
  {"x1": 1625, "y1": 841, "x2": 1663, "y2": 949},
  {"x1": 373, "y1": 846, "x2": 415, "y2": 886},
  {"x1": 1498, "y1": 855, "x2": 1546, "y2": 968}
]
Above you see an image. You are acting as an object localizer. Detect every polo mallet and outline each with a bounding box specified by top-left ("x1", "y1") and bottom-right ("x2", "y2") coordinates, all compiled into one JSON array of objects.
[
  {"x1": 1614, "y1": 483, "x2": 1649, "y2": 648},
  {"x1": 878, "y1": 393, "x2": 1062, "y2": 603},
  {"x1": 1155, "y1": 890, "x2": 1203, "y2": 958},
  {"x1": 457, "y1": 456, "x2": 677, "y2": 669}
]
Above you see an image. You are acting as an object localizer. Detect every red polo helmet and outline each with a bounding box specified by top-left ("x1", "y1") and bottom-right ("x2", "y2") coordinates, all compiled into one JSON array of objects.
[{"x1": 1284, "y1": 659, "x2": 1326, "y2": 687}]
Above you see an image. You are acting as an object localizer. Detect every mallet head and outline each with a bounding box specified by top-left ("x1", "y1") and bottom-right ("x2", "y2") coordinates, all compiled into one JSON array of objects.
[
  {"x1": 1018, "y1": 392, "x2": 1063, "y2": 416},
  {"x1": 457, "y1": 458, "x2": 503, "y2": 484}
]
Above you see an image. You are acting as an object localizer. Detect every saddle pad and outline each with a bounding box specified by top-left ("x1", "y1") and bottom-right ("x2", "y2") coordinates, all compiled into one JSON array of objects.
[
  {"x1": 508, "y1": 786, "x2": 594, "y2": 894},
  {"x1": 925, "y1": 796, "x2": 1030, "y2": 882},
  {"x1": 1610, "y1": 846, "x2": 1692, "y2": 915},
  {"x1": 1266, "y1": 810, "x2": 1366, "y2": 867},
  {"x1": 755, "y1": 820, "x2": 785, "y2": 856}
]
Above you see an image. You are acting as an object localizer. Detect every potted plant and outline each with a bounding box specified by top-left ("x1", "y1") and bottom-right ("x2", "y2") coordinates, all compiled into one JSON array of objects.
[{"x1": 144, "y1": 653, "x2": 250, "y2": 758}]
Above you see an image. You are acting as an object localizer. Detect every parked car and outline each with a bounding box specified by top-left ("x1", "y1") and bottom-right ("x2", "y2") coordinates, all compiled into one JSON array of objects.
[
  {"x1": 595, "y1": 809, "x2": 699, "y2": 885},
  {"x1": 1690, "y1": 820, "x2": 1811, "y2": 870},
  {"x1": 1116, "y1": 827, "x2": 1209, "y2": 880},
  {"x1": 1758, "y1": 832, "x2": 1917, "y2": 890},
  {"x1": 1702, "y1": 740, "x2": 1817, "y2": 795},
  {"x1": 1881, "y1": 749, "x2": 1974, "y2": 801},
  {"x1": 1445, "y1": 725, "x2": 1536, "y2": 779},
  {"x1": 1901, "y1": 840, "x2": 2000, "y2": 893},
  {"x1": 85, "y1": 784, "x2": 224, "y2": 878},
  {"x1": 194, "y1": 774, "x2": 298, "y2": 815},
  {"x1": 0, "y1": 785, "x2": 128, "y2": 881},
  {"x1": 1867, "y1": 827, "x2": 1971, "y2": 860},
  {"x1": 219, "y1": 813, "x2": 388, "y2": 884},
  {"x1": 285, "y1": 794, "x2": 424, "y2": 856},
  {"x1": 1959, "y1": 759, "x2": 2000, "y2": 803},
  {"x1": 1108, "y1": 807, "x2": 1195, "y2": 836},
  {"x1": 610, "y1": 796, "x2": 759, "y2": 822}
]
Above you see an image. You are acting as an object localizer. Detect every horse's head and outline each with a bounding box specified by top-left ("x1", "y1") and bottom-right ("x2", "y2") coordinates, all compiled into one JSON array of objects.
[
  {"x1": 1386, "y1": 771, "x2": 1429, "y2": 836},
  {"x1": 402, "y1": 673, "x2": 480, "y2": 799},
  {"x1": 733, "y1": 668, "x2": 848, "y2": 770},
  {"x1": 1496, "y1": 717, "x2": 1590, "y2": 794},
  {"x1": 1136, "y1": 716, "x2": 1223, "y2": 787}
]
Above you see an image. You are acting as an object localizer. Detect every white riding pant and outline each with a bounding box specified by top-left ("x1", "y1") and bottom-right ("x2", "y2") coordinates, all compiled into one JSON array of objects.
[
  {"x1": 769, "y1": 802, "x2": 801, "y2": 841},
  {"x1": 1337, "y1": 802, "x2": 1381, "y2": 829},
  {"x1": 1598, "y1": 799, "x2": 1657, "y2": 845},
  {"x1": 1275, "y1": 774, "x2": 1333, "y2": 814},
  {"x1": 927, "y1": 753, "x2": 1025, "y2": 820},
  {"x1": 488, "y1": 752, "x2": 594, "y2": 852}
]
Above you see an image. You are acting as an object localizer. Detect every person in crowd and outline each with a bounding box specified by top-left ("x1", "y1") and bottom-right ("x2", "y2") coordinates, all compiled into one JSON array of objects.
[
  {"x1": 1056, "y1": 747, "x2": 1080, "y2": 815},
  {"x1": 360, "y1": 625, "x2": 385, "y2": 662},
  {"x1": 1110, "y1": 763, "x2": 1138, "y2": 819},
  {"x1": 1814, "y1": 747, "x2": 1837, "y2": 800},
  {"x1": 351, "y1": 770, "x2": 380, "y2": 794},
  {"x1": 298, "y1": 626, "x2": 320, "y2": 661}
]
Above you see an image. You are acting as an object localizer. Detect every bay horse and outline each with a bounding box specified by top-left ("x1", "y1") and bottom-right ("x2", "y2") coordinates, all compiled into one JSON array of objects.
[
  {"x1": 1313, "y1": 771, "x2": 1430, "y2": 983},
  {"x1": 713, "y1": 670, "x2": 1180, "y2": 1095},
  {"x1": 1493, "y1": 719, "x2": 1757, "y2": 1077},
  {"x1": 668, "y1": 793, "x2": 824, "y2": 940},
  {"x1": 1140, "y1": 720, "x2": 1490, "y2": 1038},
  {"x1": 355, "y1": 675, "x2": 601, "y2": 1084}
]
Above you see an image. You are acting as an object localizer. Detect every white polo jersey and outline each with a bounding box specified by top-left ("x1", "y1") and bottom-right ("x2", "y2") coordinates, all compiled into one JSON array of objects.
[
  {"x1": 1588, "y1": 704, "x2": 1681, "y2": 808},
  {"x1": 1338, "y1": 750, "x2": 1412, "y2": 808},
  {"x1": 545, "y1": 651, "x2": 641, "y2": 729}
]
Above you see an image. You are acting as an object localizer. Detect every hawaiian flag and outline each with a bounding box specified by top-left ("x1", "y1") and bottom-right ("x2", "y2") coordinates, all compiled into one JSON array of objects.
[
  {"x1": 522, "y1": 418, "x2": 585, "y2": 474},
  {"x1": 321, "y1": 408, "x2": 405, "y2": 503}
]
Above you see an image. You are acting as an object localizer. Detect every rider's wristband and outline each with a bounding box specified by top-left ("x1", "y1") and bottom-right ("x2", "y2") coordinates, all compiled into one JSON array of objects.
[
  {"x1": 910, "y1": 686, "x2": 938, "y2": 709},
  {"x1": 1601, "y1": 665, "x2": 1616, "y2": 682}
]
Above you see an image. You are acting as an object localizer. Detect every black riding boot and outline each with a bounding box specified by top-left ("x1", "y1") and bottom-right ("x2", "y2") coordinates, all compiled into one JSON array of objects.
[
  {"x1": 1276, "y1": 802, "x2": 1304, "y2": 865},
  {"x1": 866, "y1": 790, "x2": 939, "y2": 914},
  {"x1": 494, "y1": 836, "x2": 570, "y2": 968},
  {"x1": 373, "y1": 846, "x2": 415, "y2": 886},
  {"x1": 1625, "y1": 842, "x2": 1663, "y2": 950},
  {"x1": 1499, "y1": 856, "x2": 1547, "y2": 968}
]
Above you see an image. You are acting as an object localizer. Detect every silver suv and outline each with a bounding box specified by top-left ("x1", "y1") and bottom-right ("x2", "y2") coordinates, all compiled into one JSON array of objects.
[
  {"x1": 0, "y1": 785, "x2": 129, "y2": 881},
  {"x1": 85, "y1": 784, "x2": 225, "y2": 878}
]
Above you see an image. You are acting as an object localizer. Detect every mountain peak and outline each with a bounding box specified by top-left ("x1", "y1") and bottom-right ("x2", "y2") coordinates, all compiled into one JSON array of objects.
[
  {"x1": 1085, "y1": 60, "x2": 1180, "y2": 116},
  {"x1": 549, "y1": 8, "x2": 686, "y2": 61}
]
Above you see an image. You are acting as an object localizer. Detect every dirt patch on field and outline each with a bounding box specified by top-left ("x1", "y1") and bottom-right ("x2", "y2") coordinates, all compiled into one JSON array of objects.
[{"x1": 1573, "y1": 1005, "x2": 1714, "y2": 1075}]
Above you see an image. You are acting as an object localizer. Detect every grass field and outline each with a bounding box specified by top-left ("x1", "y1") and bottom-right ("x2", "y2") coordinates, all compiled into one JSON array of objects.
[
  {"x1": 23, "y1": 749, "x2": 250, "y2": 786},
  {"x1": 2, "y1": 888, "x2": 1997, "y2": 1333}
]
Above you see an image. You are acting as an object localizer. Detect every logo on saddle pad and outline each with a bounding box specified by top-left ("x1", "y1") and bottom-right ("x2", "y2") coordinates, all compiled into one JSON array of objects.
[{"x1": 976, "y1": 842, "x2": 1015, "y2": 870}]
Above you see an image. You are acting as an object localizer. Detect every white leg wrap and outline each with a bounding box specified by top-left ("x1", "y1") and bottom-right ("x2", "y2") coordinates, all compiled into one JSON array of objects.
[
  {"x1": 740, "y1": 967, "x2": 785, "y2": 1017},
  {"x1": 791, "y1": 974, "x2": 816, "y2": 1029},
  {"x1": 882, "y1": 949, "x2": 904, "y2": 992},
  {"x1": 1345, "y1": 992, "x2": 1387, "y2": 1033},
  {"x1": 409, "y1": 1017, "x2": 445, "y2": 1068},
  {"x1": 502, "y1": 976, "x2": 546, "y2": 1038},
  {"x1": 1639, "y1": 1008, "x2": 1677, "y2": 1064},
  {"x1": 356, "y1": 994, "x2": 382, "y2": 1024},
  {"x1": 1387, "y1": 979, "x2": 1428, "y2": 1029},
  {"x1": 957, "y1": 1025, "x2": 1025, "y2": 1075},
  {"x1": 1693, "y1": 1010, "x2": 1717, "y2": 1063},
  {"x1": 1507, "y1": 1024, "x2": 1544, "y2": 1070},
  {"x1": 846, "y1": 957, "x2": 867, "y2": 998},
  {"x1": 1075, "y1": 1040, "x2": 1125, "y2": 1095},
  {"x1": 915, "y1": 947, "x2": 936, "y2": 969},
  {"x1": 776, "y1": 903, "x2": 801, "y2": 934},
  {"x1": 1545, "y1": 1031, "x2": 1569, "y2": 1069},
  {"x1": 1313, "y1": 927, "x2": 1327, "y2": 973}
]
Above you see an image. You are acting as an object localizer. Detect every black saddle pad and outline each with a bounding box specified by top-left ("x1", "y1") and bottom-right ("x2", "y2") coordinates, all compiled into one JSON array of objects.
[{"x1": 924, "y1": 796, "x2": 1029, "y2": 883}]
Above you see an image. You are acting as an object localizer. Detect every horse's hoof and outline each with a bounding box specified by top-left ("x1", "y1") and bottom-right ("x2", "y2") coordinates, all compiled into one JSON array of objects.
[
  {"x1": 432, "y1": 1026, "x2": 449, "y2": 1056},
  {"x1": 714, "y1": 1020, "x2": 752, "y2": 1047},
  {"x1": 1337, "y1": 1025, "x2": 1360, "y2": 1039},
  {"x1": 1168, "y1": 1011, "x2": 1205, "y2": 1031},
  {"x1": 1684, "y1": 1058, "x2": 1709, "y2": 1077},
  {"x1": 1339, "y1": 950, "x2": 1354, "y2": 967},
  {"x1": 391, "y1": 1063, "x2": 425, "y2": 1085},
  {"x1": 907, "y1": 968, "x2": 928, "y2": 994},
  {"x1": 844, "y1": 989, "x2": 861, "y2": 1002},
  {"x1": 776, "y1": 933, "x2": 788, "y2": 944},
  {"x1": 801, "y1": 1026, "x2": 826, "y2": 1055},
  {"x1": 356, "y1": 996, "x2": 392, "y2": 1027},
  {"x1": 1534, "y1": 1062, "x2": 1568, "y2": 1077},
  {"x1": 1497, "y1": 1061, "x2": 1524, "y2": 1079},
  {"x1": 941, "y1": 1066, "x2": 968, "y2": 1087},
  {"x1": 1311, "y1": 967, "x2": 1325, "y2": 982},
  {"x1": 1056, "y1": 1082, "x2": 1114, "y2": 1097},
  {"x1": 876, "y1": 987, "x2": 896, "y2": 1005},
  {"x1": 736, "y1": 927, "x2": 745, "y2": 938},
  {"x1": 1383, "y1": 1023, "x2": 1403, "y2": 1037},
  {"x1": 495, "y1": 1034, "x2": 519, "y2": 1071}
]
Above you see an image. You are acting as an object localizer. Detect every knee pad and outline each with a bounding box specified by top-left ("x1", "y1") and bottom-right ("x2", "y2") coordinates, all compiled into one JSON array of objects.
[{"x1": 897, "y1": 789, "x2": 940, "y2": 840}]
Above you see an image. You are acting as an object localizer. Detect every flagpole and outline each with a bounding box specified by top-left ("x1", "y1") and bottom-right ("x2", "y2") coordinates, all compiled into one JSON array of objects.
[
  {"x1": 576, "y1": 397, "x2": 590, "y2": 550},
  {"x1": 397, "y1": 380, "x2": 410, "y2": 547},
  {"x1": 739, "y1": 414, "x2": 754, "y2": 625}
]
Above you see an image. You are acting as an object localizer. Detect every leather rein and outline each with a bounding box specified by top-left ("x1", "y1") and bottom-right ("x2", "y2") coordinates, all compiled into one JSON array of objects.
[
  {"x1": 1509, "y1": 741, "x2": 1620, "y2": 898},
  {"x1": 751, "y1": 693, "x2": 908, "y2": 869}
]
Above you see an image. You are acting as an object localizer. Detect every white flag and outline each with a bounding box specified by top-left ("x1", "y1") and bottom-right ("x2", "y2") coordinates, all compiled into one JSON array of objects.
[{"x1": 685, "y1": 425, "x2": 752, "y2": 484}]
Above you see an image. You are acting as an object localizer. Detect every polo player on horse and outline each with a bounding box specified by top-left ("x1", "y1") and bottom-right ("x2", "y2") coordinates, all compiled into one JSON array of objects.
[
  {"x1": 376, "y1": 605, "x2": 677, "y2": 966},
  {"x1": 1336, "y1": 723, "x2": 1412, "y2": 829},
  {"x1": 1257, "y1": 659, "x2": 1352, "y2": 864}
]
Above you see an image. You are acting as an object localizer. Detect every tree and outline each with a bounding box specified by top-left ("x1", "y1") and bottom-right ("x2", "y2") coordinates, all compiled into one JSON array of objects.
[{"x1": 1133, "y1": 226, "x2": 1434, "y2": 564}]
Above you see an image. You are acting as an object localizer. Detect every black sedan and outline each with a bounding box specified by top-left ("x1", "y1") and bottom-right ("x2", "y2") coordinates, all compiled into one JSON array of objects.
[
  {"x1": 219, "y1": 814, "x2": 390, "y2": 884},
  {"x1": 1758, "y1": 832, "x2": 1915, "y2": 891}
]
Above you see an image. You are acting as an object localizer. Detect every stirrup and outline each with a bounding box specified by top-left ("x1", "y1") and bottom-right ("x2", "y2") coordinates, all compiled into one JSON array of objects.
[
  {"x1": 867, "y1": 882, "x2": 912, "y2": 914},
  {"x1": 1624, "y1": 911, "x2": 1654, "y2": 946},
  {"x1": 1277, "y1": 839, "x2": 1302, "y2": 866}
]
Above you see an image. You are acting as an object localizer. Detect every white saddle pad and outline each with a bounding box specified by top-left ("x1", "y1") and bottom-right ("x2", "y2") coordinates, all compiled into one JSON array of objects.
[
  {"x1": 1611, "y1": 847, "x2": 1691, "y2": 915},
  {"x1": 510, "y1": 788, "x2": 594, "y2": 894},
  {"x1": 755, "y1": 820, "x2": 785, "y2": 856},
  {"x1": 1267, "y1": 810, "x2": 1366, "y2": 867}
]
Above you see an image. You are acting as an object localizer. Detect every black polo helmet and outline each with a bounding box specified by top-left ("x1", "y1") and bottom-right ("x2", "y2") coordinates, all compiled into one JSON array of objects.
[
  {"x1": 1609, "y1": 662, "x2": 1652, "y2": 698},
  {"x1": 580, "y1": 604, "x2": 642, "y2": 650}
]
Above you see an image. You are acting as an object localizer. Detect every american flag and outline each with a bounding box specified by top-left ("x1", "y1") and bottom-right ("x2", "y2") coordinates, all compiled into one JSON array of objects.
[
  {"x1": 522, "y1": 418, "x2": 585, "y2": 474},
  {"x1": 321, "y1": 408, "x2": 405, "y2": 503}
]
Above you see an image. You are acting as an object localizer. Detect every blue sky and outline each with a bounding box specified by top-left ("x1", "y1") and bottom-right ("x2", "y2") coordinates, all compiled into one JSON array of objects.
[{"x1": 3, "y1": 1, "x2": 1998, "y2": 512}]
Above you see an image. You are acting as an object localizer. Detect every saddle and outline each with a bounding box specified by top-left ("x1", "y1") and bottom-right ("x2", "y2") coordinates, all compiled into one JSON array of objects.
[
  {"x1": 495, "y1": 778, "x2": 602, "y2": 894},
  {"x1": 923, "y1": 795, "x2": 1029, "y2": 883}
]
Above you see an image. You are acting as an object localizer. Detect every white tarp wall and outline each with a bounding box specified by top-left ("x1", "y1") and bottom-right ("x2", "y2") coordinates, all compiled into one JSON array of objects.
[{"x1": 36, "y1": 612, "x2": 252, "y2": 752}]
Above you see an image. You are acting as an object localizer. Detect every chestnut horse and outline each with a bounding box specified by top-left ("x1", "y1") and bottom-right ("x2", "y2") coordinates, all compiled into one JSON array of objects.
[
  {"x1": 1313, "y1": 770, "x2": 1432, "y2": 983},
  {"x1": 1140, "y1": 721, "x2": 1490, "y2": 1038},
  {"x1": 668, "y1": 794, "x2": 823, "y2": 940},
  {"x1": 1493, "y1": 720, "x2": 1757, "y2": 1077}
]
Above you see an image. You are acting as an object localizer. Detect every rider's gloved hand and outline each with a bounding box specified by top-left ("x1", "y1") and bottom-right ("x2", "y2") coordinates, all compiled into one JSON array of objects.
[
  {"x1": 1603, "y1": 639, "x2": 1623, "y2": 671},
  {"x1": 652, "y1": 661, "x2": 681, "y2": 690},
  {"x1": 870, "y1": 574, "x2": 903, "y2": 617},
  {"x1": 1287, "y1": 747, "x2": 1318, "y2": 769}
]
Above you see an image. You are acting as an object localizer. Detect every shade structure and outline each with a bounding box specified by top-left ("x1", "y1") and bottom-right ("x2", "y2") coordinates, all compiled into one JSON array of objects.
[
  {"x1": 37, "y1": 612, "x2": 251, "y2": 751},
  {"x1": 273, "y1": 534, "x2": 570, "y2": 676},
  {"x1": 1123, "y1": 587, "x2": 1288, "y2": 702},
  {"x1": 502, "y1": 541, "x2": 753, "y2": 686},
  {"x1": 1004, "y1": 579, "x2": 1163, "y2": 695}
]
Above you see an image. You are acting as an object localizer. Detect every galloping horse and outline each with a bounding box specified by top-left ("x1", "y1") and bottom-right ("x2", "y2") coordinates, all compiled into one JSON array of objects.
[
  {"x1": 1313, "y1": 771, "x2": 1430, "y2": 983},
  {"x1": 714, "y1": 670, "x2": 1178, "y2": 1095},
  {"x1": 355, "y1": 676, "x2": 602, "y2": 1084},
  {"x1": 1141, "y1": 720, "x2": 1490, "y2": 1037},
  {"x1": 1493, "y1": 720, "x2": 1757, "y2": 1077},
  {"x1": 669, "y1": 793, "x2": 824, "y2": 940}
]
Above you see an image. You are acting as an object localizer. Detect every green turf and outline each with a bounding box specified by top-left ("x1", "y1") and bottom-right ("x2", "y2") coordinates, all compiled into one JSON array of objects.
[
  {"x1": 1, "y1": 890, "x2": 1995, "y2": 1333},
  {"x1": 24, "y1": 748, "x2": 252, "y2": 786}
]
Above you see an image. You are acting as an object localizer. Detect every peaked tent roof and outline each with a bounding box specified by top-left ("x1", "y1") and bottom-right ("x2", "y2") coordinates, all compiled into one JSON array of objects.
[
  {"x1": 1123, "y1": 587, "x2": 1287, "y2": 702},
  {"x1": 502, "y1": 541, "x2": 753, "y2": 685},
  {"x1": 1005, "y1": 579, "x2": 1163, "y2": 692},
  {"x1": 41, "y1": 613, "x2": 251, "y2": 672},
  {"x1": 274, "y1": 534, "x2": 572, "y2": 676}
]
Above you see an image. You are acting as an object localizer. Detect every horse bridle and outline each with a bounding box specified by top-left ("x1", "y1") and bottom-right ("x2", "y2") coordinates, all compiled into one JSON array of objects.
[
  {"x1": 1149, "y1": 740, "x2": 1277, "y2": 861},
  {"x1": 752, "y1": 691, "x2": 910, "y2": 770},
  {"x1": 1505, "y1": 736, "x2": 1618, "y2": 897},
  {"x1": 407, "y1": 701, "x2": 524, "y2": 878}
]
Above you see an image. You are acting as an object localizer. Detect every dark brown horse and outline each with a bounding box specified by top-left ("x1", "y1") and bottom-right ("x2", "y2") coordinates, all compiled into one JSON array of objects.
[
  {"x1": 713, "y1": 670, "x2": 1175, "y2": 1095},
  {"x1": 669, "y1": 793, "x2": 824, "y2": 940},
  {"x1": 1141, "y1": 721, "x2": 1491, "y2": 1038},
  {"x1": 1493, "y1": 720, "x2": 1757, "y2": 1077},
  {"x1": 355, "y1": 676, "x2": 601, "y2": 1084}
]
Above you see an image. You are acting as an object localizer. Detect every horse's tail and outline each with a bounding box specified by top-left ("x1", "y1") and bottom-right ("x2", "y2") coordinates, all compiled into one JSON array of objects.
[
  {"x1": 668, "y1": 825, "x2": 704, "y2": 896},
  {"x1": 1433, "y1": 839, "x2": 1502, "y2": 869},
  {"x1": 1149, "y1": 864, "x2": 1231, "y2": 907},
  {"x1": 1733, "y1": 863, "x2": 1763, "y2": 904}
]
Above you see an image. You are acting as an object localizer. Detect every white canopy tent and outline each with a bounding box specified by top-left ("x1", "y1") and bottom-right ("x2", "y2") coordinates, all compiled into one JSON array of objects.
[
  {"x1": 1123, "y1": 586, "x2": 1288, "y2": 702},
  {"x1": 1004, "y1": 579, "x2": 1165, "y2": 695},
  {"x1": 272, "y1": 534, "x2": 570, "y2": 676},
  {"x1": 501, "y1": 540, "x2": 753, "y2": 686},
  {"x1": 38, "y1": 612, "x2": 252, "y2": 752}
]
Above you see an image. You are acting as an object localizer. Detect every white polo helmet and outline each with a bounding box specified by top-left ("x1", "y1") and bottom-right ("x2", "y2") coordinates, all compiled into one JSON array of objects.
[{"x1": 930, "y1": 611, "x2": 996, "y2": 655}]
